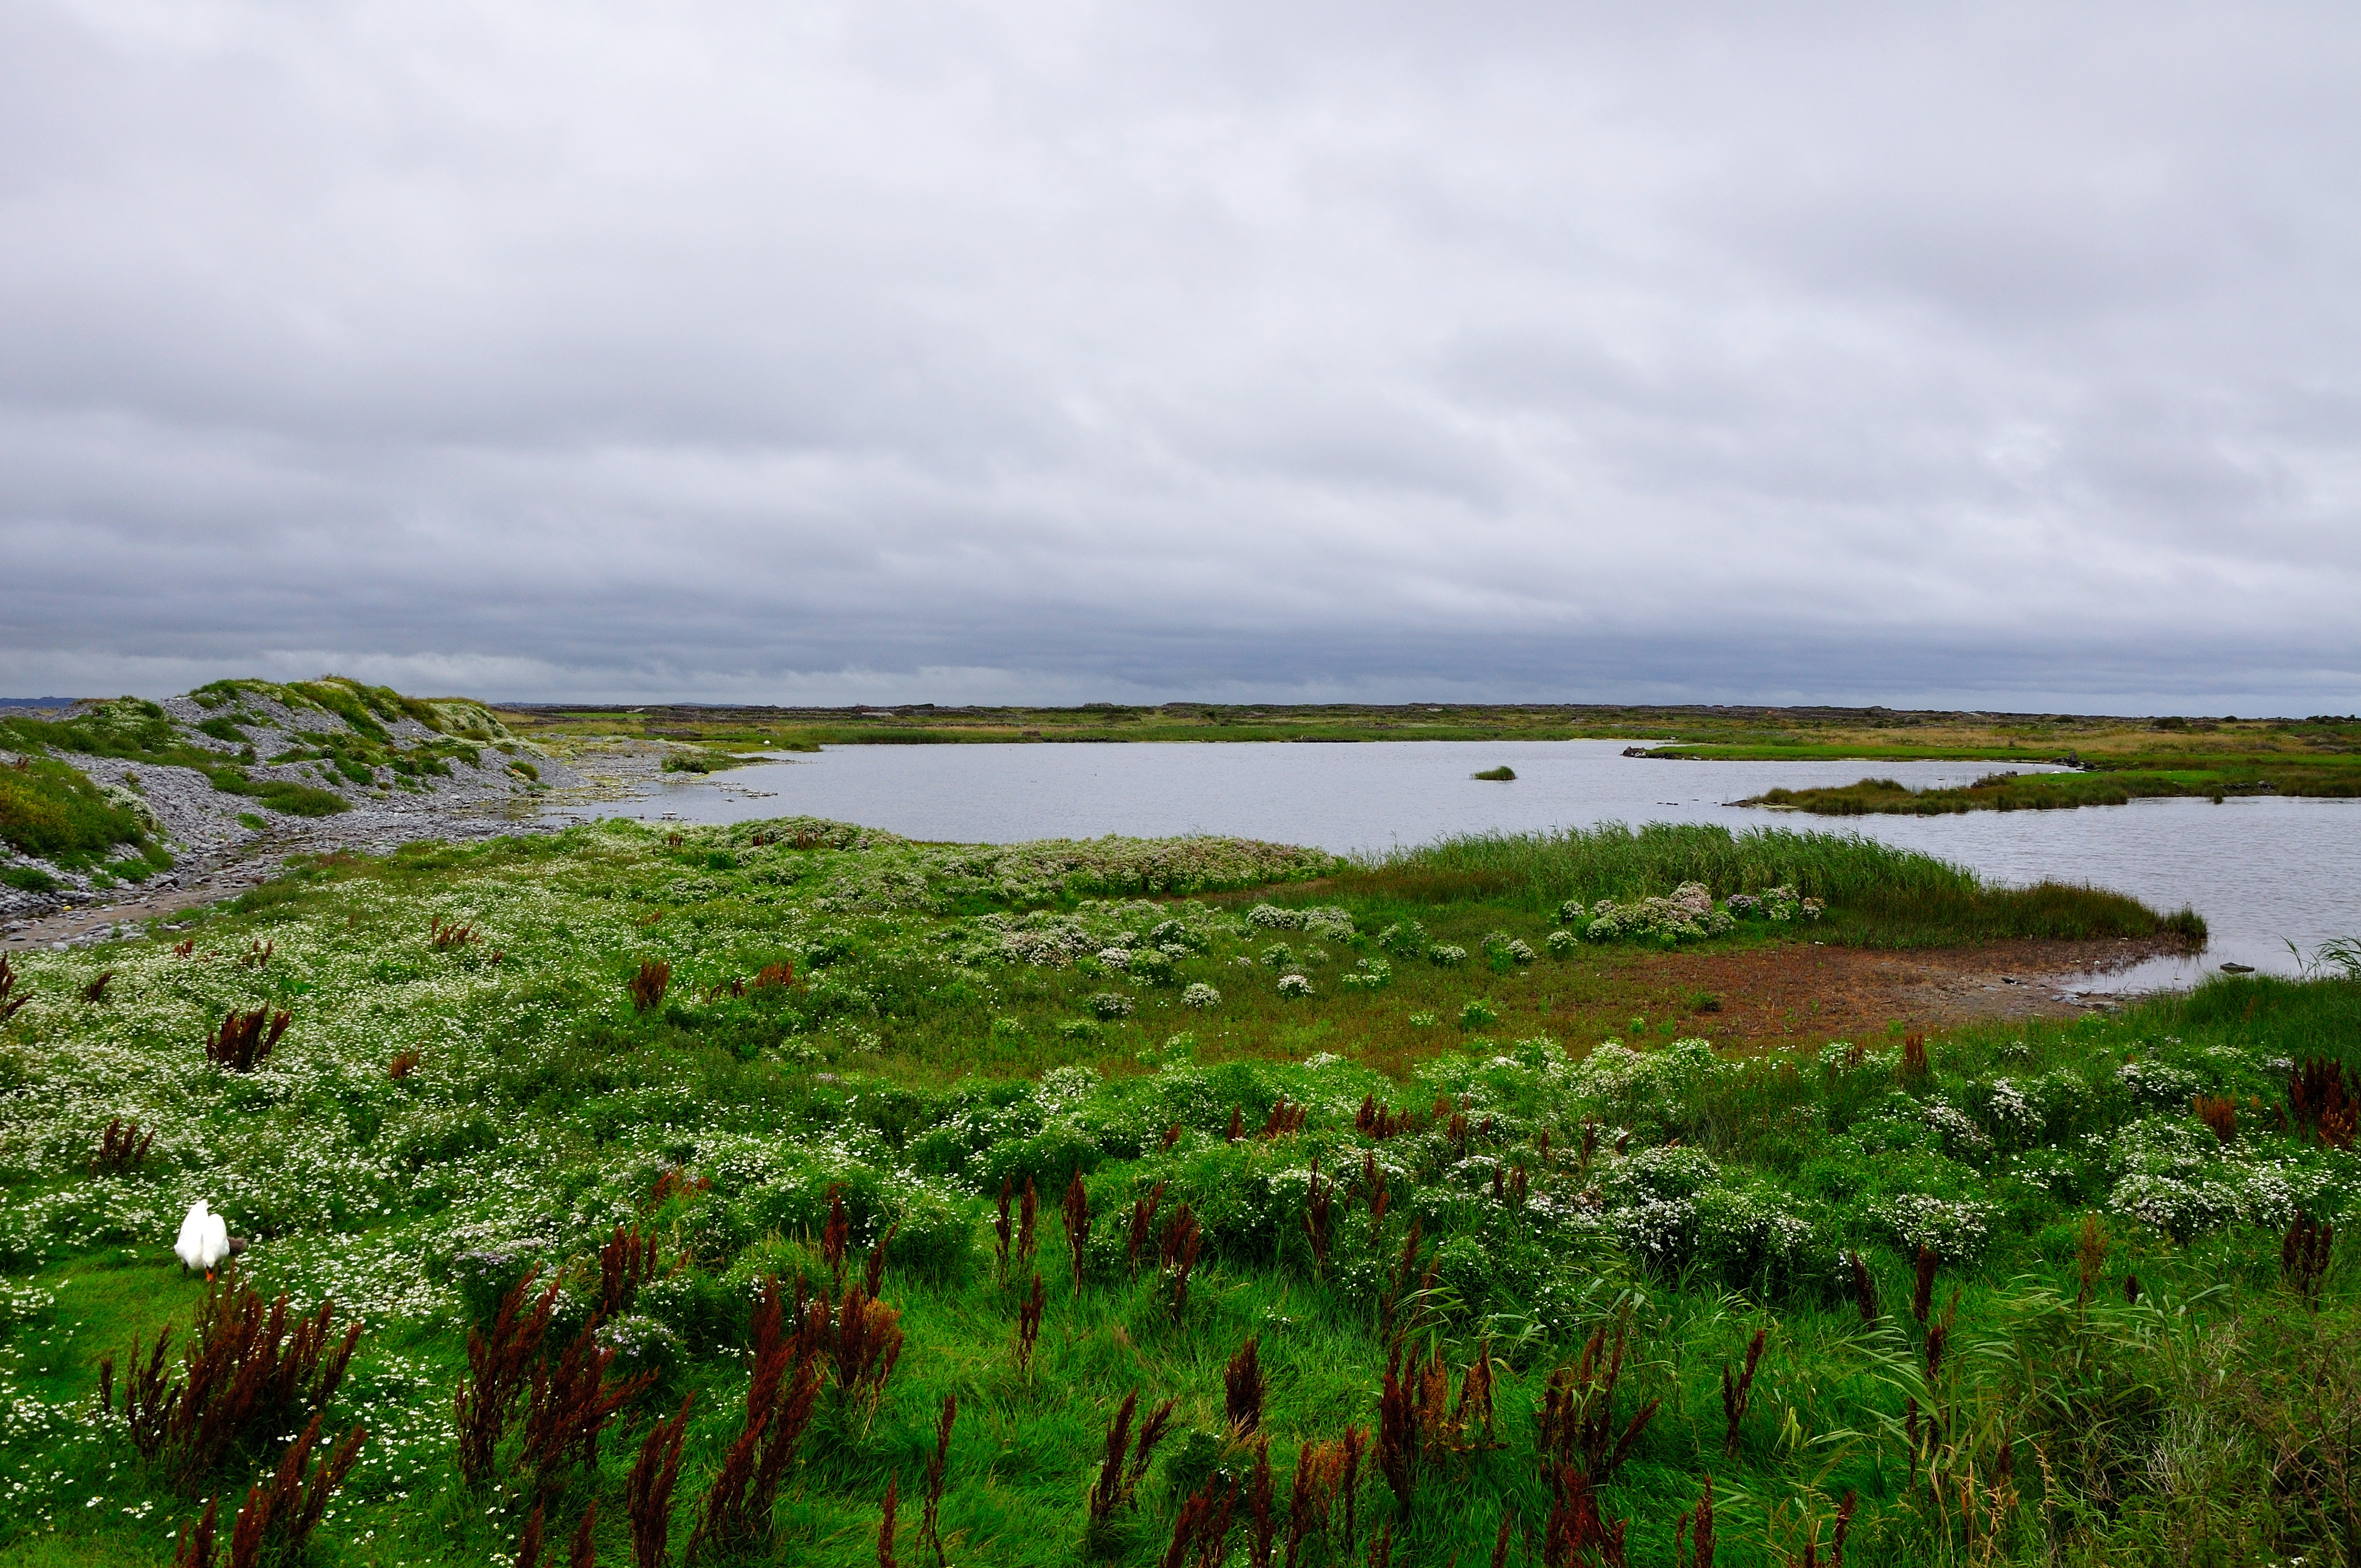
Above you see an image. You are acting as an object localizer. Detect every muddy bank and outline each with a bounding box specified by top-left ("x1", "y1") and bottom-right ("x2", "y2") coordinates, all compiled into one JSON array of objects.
[{"x1": 1586, "y1": 934, "x2": 2201, "y2": 1049}]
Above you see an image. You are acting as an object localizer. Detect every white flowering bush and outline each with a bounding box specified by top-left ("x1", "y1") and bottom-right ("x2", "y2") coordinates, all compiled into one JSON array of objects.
[
  {"x1": 1545, "y1": 929, "x2": 1577, "y2": 956},
  {"x1": 1259, "y1": 943, "x2": 1294, "y2": 968},
  {"x1": 1611, "y1": 1196, "x2": 1697, "y2": 1260},
  {"x1": 1339, "y1": 956, "x2": 1393, "y2": 992},
  {"x1": 1481, "y1": 932, "x2": 1535, "y2": 966},
  {"x1": 1276, "y1": 973, "x2": 1313, "y2": 998},
  {"x1": 2107, "y1": 1170, "x2": 2239, "y2": 1241},
  {"x1": 1182, "y1": 982, "x2": 1221, "y2": 1009},
  {"x1": 1726, "y1": 885, "x2": 1823, "y2": 923},
  {"x1": 2102, "y1": 1115, "x2": 2234, "y2": 1239},
  {"x1": 2021, "y1": 1068, "x2": 2098, "y2": 1139},
  {"x1": 1428, "y1": 944, "x2": 1468, "y2": 967},
  {"x1": 597, "y1": 1313, "x2": 682, "y2": 1384},
  {"x1": 1582, "y1": 883, "x2": 1736, "y2": 944},
  {"x1": 1961, "y1": 1076, "x2": 2046, "y2": 1150},
  {"x1": 1245, "y1": 904, "x2": 1354, "y2": 941},
  {"x1": 1694, "y1": 1183, "x2": 1828, "y2": 1286},
  {"x1": 1090, "y1": 991, "x2": 1135, "y2": 1020},
  {"x1": 1302, "y1": 907, "x2": 1355, "y2": 941},
  {"x1": 1875, "y1": 1193, "x2": 1998, "y2": 1262},
  {"x1": 1602, "y1": 1145, "x2": 1722, "y2": 1204},
  {"x1": 2117, "y1": 1058, "x2": 2204, "y2": 1110},
  {"x1": 1923, "y1": 1099, "x2": 1994, "y2": 1156},
  {"x1": 1565, "y1": 1038, "x2": 1736, "y2": 1131}
]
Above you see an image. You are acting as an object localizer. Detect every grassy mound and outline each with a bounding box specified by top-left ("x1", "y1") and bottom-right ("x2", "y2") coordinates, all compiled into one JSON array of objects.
[{"x1": 0, "y1": 679, "x2": 541, "y2": 828}]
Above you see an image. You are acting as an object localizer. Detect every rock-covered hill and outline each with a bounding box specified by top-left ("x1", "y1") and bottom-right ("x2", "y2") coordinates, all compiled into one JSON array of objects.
[{"x1": 1, "y1": 677, "x2": 585, "y2": 918}]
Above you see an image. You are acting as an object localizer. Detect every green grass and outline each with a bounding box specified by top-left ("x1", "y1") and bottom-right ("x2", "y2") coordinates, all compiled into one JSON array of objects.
[
  {"x1": 203, "y1": 767, "x2": 352, "y2": 818},
  {"x1": 0, "y1": 819, "x2": 2346, "y2": 1567},
  {"x1": 0, "y1": 755, "x2": 159, "y2": 870},
  {"x1": 1336, "y1": 823, "x2": 2199, "y2": 947},
  {"x1": 1745, "y1": 769, "x2": 2361, "y2": 814}
]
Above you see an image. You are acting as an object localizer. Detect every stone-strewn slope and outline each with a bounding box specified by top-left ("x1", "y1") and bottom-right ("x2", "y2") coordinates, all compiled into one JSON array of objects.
[{"x1": 2, "y1": 677, "x2": 584, "y2": 921}]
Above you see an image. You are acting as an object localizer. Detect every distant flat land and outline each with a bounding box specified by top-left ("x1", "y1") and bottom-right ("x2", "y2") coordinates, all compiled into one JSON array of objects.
[{"x1": 494, "y1": 701, "x2": 2361, "y2": 810}]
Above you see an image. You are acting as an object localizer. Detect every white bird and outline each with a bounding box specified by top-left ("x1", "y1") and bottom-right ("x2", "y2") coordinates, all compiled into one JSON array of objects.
[{"x1": 174, "y1": 1200, "x2": 232, "y2": 1275}]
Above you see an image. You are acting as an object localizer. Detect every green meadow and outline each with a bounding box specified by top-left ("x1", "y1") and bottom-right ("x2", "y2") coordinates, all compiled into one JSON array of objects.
[{"x1": 0, "y1": 819, "x2": 2354, "y2": 1568}]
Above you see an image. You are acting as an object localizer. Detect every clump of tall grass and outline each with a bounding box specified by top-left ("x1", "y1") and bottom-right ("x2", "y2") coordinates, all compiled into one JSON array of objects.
[
  {"x1": 1060, "y1": 1172, "x2": 1090, "y2": 1296},
  {"x1": 1343, "y1": 822, "x2": 2199, "y2": 946},
  {"x1": 1348, "y1": 823, "x2": 1972, "y2": 907}
]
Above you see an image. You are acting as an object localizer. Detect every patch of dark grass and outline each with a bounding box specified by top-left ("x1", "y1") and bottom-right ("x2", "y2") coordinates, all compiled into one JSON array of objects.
[
  {"x1": 1749, "y1": 767, "x2": 2361, "y2": 814},
  {"x1": 1823, "y1": 878, "x2": 2202, "y2": 949}
]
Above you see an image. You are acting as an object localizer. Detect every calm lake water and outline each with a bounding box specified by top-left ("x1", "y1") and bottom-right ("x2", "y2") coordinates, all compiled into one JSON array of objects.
[{"x1": 550, "y1": 740, "x2": 2361, "y2": 992}]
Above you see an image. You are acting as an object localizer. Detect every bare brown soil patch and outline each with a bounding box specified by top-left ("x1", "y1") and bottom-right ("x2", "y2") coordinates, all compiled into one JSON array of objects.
[{"x1": 1576, "y1": 935, "x2": 2195, "y2": 1051}]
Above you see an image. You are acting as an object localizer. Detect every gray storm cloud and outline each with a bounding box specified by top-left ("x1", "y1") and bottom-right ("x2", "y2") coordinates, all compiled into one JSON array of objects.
[{"x1": 2, "y1": 0, "x2": 2357, "y2": 709}]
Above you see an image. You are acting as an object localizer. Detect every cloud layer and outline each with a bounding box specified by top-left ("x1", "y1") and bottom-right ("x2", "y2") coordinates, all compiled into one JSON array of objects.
[{"x1": 4, "y1": 0, "x2": 2358, "y2": 709}]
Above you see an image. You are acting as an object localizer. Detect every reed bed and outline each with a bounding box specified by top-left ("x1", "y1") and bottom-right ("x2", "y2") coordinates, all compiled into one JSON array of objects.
[{"x1": 1343, "y1": 823, "x2": 2200, "y2": 946}]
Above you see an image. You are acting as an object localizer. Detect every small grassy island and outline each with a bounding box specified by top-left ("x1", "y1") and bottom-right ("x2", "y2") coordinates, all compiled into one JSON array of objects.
[{"x1": 6, "y1": 803, "x2": 2358, "y2": 1568}]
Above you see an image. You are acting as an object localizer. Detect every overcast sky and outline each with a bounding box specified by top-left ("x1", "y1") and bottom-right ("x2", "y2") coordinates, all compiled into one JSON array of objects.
[{"x1": 3, "y1": 1, "x2": 2357, "y2": 711}]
